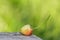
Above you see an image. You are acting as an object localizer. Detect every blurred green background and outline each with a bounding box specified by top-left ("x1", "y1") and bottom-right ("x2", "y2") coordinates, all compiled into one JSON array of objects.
[{"x1": 0, "y1": 0, "x2": 60, "y2": 40}]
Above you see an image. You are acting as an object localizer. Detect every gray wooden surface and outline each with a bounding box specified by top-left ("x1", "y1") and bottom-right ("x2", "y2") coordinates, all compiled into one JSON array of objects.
[{"x1": 0, "y1": 32, "x2": 42, "y2": 40}]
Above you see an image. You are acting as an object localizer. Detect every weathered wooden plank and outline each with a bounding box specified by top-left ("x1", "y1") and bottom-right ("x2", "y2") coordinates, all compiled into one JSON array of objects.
[{"x1": 0, "y1": 32, "x2": 42, "y2": 40}]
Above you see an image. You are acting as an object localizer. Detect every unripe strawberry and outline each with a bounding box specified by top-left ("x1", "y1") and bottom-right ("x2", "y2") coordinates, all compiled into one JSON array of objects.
[{"x1": 20, "y1": 24, "x2": 32, "y2": 36}]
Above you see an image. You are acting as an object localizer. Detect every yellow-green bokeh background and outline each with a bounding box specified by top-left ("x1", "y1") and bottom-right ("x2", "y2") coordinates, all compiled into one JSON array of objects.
[{"x1": 0, "y1": 0, "x2": 60, "y2": 40}]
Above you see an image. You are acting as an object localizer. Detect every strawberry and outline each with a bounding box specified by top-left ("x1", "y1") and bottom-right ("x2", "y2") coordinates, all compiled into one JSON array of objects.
[{"x1": 20, "y1": 24, "x2": 32, "y2": 36}]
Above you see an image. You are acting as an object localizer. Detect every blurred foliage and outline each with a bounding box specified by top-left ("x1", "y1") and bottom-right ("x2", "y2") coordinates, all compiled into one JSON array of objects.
[{"x1": 0, "y1": 0, "x2": 60, "y2": 40}]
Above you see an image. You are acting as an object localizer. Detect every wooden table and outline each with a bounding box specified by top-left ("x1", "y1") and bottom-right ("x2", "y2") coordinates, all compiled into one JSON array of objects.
[{"x1": 0, "y1": 32, "x2": 42, "y2": 40}]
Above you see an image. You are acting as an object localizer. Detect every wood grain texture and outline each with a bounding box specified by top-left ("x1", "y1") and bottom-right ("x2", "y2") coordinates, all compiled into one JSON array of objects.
[{"x1": 0, "y1": 32, "x2": 42, "y2": 40}]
